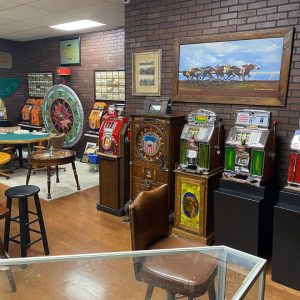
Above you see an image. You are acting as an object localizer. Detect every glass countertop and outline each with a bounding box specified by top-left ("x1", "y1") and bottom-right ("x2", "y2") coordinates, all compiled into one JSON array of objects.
[{"x1": 0, "y1": 246, "x2": 266, "y2": 300}]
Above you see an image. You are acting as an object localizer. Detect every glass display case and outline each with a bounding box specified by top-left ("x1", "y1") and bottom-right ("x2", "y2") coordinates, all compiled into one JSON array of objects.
[{"x1": 0, "y1": 246, "x2": 266, "y2": 299}]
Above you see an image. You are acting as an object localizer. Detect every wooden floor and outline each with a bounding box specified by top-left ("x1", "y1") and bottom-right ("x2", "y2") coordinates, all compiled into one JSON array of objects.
[{"x1": 0, "y1": 183, "x2": 298, "y2": 299}]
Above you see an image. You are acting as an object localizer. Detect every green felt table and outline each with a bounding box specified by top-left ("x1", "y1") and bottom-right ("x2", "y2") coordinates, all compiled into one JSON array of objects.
[{"x1": 0, "y1": 133, "x2": 50, "y2": 168}]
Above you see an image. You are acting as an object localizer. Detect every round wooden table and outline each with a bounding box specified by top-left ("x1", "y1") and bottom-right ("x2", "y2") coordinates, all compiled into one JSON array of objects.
[
  {"x1": 0, "y1": 133, "x2": 50, "y2": 168},
  {"x1": 26, "y1": 149, "x2": 81, "y2": 199}
]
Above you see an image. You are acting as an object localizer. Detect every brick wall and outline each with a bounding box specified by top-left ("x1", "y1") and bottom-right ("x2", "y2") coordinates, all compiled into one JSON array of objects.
[
  {"x1": 0, "y1": 39, "x2": 26, "y2": 123},
  {"x1": 23, "y1": 28, "x2": 124, "y2": 153},
  {"x1": 125, "y1": 0, "x2": 300, "y2": 184}
]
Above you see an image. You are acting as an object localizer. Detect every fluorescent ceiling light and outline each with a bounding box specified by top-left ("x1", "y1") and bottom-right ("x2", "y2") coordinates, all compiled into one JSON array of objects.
[{"x1": 50, "y1": 20, "x2": 105, "y2": 31}]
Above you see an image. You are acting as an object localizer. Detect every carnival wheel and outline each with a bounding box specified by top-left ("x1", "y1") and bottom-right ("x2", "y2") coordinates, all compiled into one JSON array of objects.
[{"x1": 43, "y1": 85, "x2": 84, "y2": 147}]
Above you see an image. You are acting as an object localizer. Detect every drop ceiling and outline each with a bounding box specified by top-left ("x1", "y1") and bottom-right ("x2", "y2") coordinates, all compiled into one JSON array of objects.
[{"x1": 0, "y1": 0, "x2": 124, "y2": 42}]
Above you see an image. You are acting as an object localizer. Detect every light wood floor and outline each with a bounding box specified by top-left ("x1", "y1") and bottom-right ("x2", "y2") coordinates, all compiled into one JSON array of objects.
[{"x1": 0, "y1": 184, "x2": 298, "y2": 299}]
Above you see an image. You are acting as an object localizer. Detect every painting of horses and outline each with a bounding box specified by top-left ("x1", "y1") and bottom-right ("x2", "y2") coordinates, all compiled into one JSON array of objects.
[{"x1": 172, "y1": 28, "x2": 293, "y2": 106}]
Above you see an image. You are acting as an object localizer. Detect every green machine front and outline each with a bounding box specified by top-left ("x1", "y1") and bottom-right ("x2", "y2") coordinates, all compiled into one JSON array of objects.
[
  {"x1": 179, "y1": 109, "x2": 223, "y2": 174},
  {"x1": 224, "y1": 109, "x2": 276, "y2": 185}
]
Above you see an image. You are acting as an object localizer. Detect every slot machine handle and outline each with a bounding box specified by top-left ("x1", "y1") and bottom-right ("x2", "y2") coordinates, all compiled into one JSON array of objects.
[
  {"x1": 215, "y1": 117, "x2": 222, "y2": 155},
  {"x1": 270, "y1": 120, "x2": 278, "y2": 160}
]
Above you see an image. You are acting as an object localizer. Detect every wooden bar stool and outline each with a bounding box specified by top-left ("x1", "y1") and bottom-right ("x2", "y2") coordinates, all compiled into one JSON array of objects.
[
  {"x1": 0, "y1": 152, "x2": 11, "y2": 179},
  {"x1": 0, "y1": 204, "x2": 16, "y2": 292},
  {"x1": 4, "y1": 185, "x2": 49, "y2": 258}
]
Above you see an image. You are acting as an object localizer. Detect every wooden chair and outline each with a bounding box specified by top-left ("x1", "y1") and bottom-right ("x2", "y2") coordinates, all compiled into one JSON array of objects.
[
  {"x1": 129, "y1": 184, "x2": 217, "y2": 300},
  {"x1": 0, "y1": 152, "x2": 11, "y2": 179},
  {"x1": 0, "y1": 204, "x2": 16, "y2": 292}
]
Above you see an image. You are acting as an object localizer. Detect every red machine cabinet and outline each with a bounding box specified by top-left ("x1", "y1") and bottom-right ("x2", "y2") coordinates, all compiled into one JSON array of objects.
[{"x1": 97, "y1": 105, "x2": 130, "y2": 216}]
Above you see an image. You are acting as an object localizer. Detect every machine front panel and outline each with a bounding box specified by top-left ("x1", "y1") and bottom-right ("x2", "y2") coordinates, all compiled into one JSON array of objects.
[
  {"x1": 291, "y1": 129, "x2": 300, "y2": 151},
  {"x1": 198, "y1": 143, "x2": 209, "y2": 169},
  {"x1": 225, "y1": 146, "x2": 236, "y2": 171},
  {"x1": 250, "y1": 150, "x2": 264, "y2": 177}
]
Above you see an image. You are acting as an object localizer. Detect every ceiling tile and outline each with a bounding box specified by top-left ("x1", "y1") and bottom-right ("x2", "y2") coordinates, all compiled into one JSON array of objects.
[
  {"x1": 9, "y1": 0, "x2": 36, "y2": 4},
  {"x1": 0, "y1": 5, "x2": 52, "y2": 20},
  {"x1": 24, "y1": 12, "x2": 80, "y2": 26},
  {"x1": 0, "y1": 0, "x2": 19, "y2": 10},
  {"x1": 28, "y1": 0, "x2": 103, "y2": 13}
]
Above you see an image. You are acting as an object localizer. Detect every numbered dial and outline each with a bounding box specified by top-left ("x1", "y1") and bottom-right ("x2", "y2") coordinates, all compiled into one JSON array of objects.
[{"x1": 136, "y1": 125, "x2": 165, "y2": 162}]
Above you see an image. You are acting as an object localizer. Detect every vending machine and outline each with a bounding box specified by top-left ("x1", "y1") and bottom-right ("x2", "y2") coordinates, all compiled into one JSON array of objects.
[
  {"x1": 173, "y1": 109, "x2": 224, "y2": 245},
  {"x1": 98, "y1": 105, "x2": 130, "y2": 216},
  {"x1": 88, "y1": 102, "x2": 107, "y2": 131},
  {"x1": 224, "y1": 109, "x2": 276, "y2": 185},
  {"x1": 179, "y1": 109, "x2": 223, "y2": 174}
]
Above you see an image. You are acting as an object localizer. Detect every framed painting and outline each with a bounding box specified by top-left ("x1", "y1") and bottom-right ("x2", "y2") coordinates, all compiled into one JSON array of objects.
[
  {"x1": 60, "y1": 37, "x2": 81, "y2": 65},
  {"x1": 172, "y1": 28, "x2": 293, "y2": 106},
  {"x1": 132, "y1": 49, "x2": 162, "y2": 96}
]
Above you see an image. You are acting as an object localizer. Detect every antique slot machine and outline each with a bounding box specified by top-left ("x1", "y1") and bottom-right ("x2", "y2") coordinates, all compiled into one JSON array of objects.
[
  {"x1": 21, "y1": 99, "x2": 36, "y2": 124},
  {"x1": 88, "y1": 102, "x2": 107, "y2": 131},
  {"x1": 30, "y1": 99, "x2": 44, "y2": 126},
  {"x1": 287, "y1": 127, "x2": 300, "y2": 187},
  {"x1": 0, "y1": 98, "x2": 7, "y2": 121},
  {"x1": 224, "y1": 109, "x2": 276, "y2": 185},
  {"x1": 173, "y1": 109, "x2": 224, "y2": 245},
  {"x1": 98, "y1": 105, "x2": 130, "y2": 216},
  {"x1": 179, "y1": 109, "x2": 223, "y2": 173},
  {"x1": 130, "y1": 97, "x2": 184, "y2": 212}
]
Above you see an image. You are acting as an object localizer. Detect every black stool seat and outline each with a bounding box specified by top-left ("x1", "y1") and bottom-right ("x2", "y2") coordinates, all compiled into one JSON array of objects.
[
  {"x1": 5, "y1": 185, "x2": 40, "y2": 198},
  {"x1": 4, "y1": 185, "x2": 49, "y2": 257}
]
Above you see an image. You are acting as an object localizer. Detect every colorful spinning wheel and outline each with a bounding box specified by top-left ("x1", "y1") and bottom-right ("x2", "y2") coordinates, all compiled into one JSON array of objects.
[{"x1": 43, "y1": 85, "x2": 84, "y2": 147}]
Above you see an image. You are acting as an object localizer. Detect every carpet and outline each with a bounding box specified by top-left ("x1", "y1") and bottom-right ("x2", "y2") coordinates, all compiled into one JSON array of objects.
[{"x1": 0, "y1": 161, "x2": 99, "y2": 200}]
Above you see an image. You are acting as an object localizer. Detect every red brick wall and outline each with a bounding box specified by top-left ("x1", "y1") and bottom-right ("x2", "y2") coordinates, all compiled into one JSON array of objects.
[
  {"x1": 0, "y1": 39, "x2": 26, "y2": 123},
  {"x1": 23, "y1": 29, "x2": 124, "y2": 153},
  {"x1": 125, "y1": 0, "x2": 300, "y2": 183}
]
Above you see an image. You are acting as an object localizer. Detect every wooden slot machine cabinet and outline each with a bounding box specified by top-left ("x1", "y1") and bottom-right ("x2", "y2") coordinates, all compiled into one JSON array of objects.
[
  {"x1": 97, "y1": 105, "x2": 130, "y2": 216},
  {"x1": 21, "y1": 99, "x2": 36, "y2": 124},
  {"x1": 172, "y1": 109, "x2": 224, "y2": 245},
  {"x1": 88, "y1": 102, "x2": 107, "y2": 131},
  {"x1": 130, "y1": 98, "x2": 185, "y2": 212}
]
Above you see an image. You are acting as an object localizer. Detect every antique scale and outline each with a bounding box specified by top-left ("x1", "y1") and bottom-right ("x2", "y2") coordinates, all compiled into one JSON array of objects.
[
  {"x1": 224, "y1": 109, "x2": 276, "y2": 185},
  {"x1": 172, "y1": 109, "x2": 224, "y2": 245},
  {"x1": 130, "y1": 97, "x2": 184, "y2": 212},
  {"x1": 98, "y1": 105, "x2": 130, "y2": 216}
]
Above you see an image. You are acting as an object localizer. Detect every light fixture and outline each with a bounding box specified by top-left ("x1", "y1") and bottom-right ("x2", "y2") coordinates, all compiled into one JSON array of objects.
[{"x1": 50, "y1": 20, "x2": 105, "y2": 31}]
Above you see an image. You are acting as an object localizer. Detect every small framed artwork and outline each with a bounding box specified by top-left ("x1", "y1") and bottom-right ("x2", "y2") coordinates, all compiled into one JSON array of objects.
[
  {"x1": 60, "y1": 37, "x2": 81, "y2": 65},
  {"x1": 94, "y1": 70, "x2": 125, "y2": 101},
  {"x1": 172, "y1": 27, "x2": 293, "y2": 106},
  {"x1": 132, "y1": 49, "x2": 162, "y2": 96},
  {"x1": 27, "y1": 72, "x2": 54, "y2": 98},
  {"x1": 0, "y1": 52, "x2": 12, "y2": 69}
]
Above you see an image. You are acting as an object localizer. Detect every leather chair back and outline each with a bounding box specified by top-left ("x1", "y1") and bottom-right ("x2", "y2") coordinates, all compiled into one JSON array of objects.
[
  {"x1": 129, "y1": 184, "x2": 169, "y2": 251},
  {"x1": 48, "y1": 133, "x2": 65, "y2": 149}
]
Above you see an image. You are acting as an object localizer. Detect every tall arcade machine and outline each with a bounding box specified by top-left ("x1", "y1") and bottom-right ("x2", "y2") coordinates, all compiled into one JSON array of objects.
[
  {"x1": 272, "y1": 126, "x2": 300, "y2": 291},
  {"x1": 172, "y1": 109, "x2": 224, "y2": 245},
  {"x1": 214, "y1": 109, "x2": 277, "y2": 258},
  {"x1": 98, "y1": 105, "x2": 130, "y2": 216}
]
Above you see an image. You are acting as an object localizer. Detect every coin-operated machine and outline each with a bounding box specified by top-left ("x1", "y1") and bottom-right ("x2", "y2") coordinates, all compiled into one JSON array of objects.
[
  {"x1": 0, "y1": 98, "x2": 7, "y2": 121},
  {"x1": 272, "y1": 124, "x2": 300, "y2": 290},
  {"x1": 214, "y1": 109, "x2": 277, "y2": 258},
  {"x1": 173, "y1": 109, "x2": 224, "y2": 245},
  {"x1": 88, "y1": 102, "x2": 107, "y2": 131},
  {"x1": 224, "y1": 109, "x2": 276, "y2": 185},
  {"x1": 30, "y1": 99, "x2": 44, "y2": 126},
  {"x1": 97, "y1": 105, "x2": 130, "y2": 216},
  {"x1": 287, "y1": 127, "x2": 300, "y2": 186},
  {"x1": 21, "y1": 99, "x2": 36, "y2": 124}
]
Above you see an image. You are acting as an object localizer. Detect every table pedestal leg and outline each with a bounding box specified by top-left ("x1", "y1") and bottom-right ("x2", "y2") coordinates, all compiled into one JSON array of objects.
[
  {"x1": 17, "y1": 145, "x2": 23, "y2": 168},
  {"x1": 47, "y1": 166, "x2": 51, "y2": 199},
  {"x1": 56, "y1": 166, "x2": 59, "y2": 183},
  {"x1": 26, "y1": 166, "x2": 32, "y2": 185},
  {"x1": 71, "y1": 162, "x2": 81, "y2": 190}
]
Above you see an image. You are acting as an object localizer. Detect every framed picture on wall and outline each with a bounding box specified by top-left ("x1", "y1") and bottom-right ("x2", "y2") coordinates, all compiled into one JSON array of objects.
[
  {"x1": 60, "y1": 37, "x2": 81, "y2": 65},
  {"x1": 27, "y1": 72, "x2": 54, "y2": 98},
  {"x1": 132, "y1": 49, "x2": 162, "y2": 96},
  {"x1": 172, "y1": 27, "x2": 293, "y2": 107},
  {"x1": 94, "y1": 70, "x2": 125, "y2": 101}
]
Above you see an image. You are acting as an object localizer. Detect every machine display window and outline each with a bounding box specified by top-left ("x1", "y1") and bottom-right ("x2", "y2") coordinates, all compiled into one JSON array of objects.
[
  {"x1": 187, "y1": 149, "x2": 197, "y2": 159},
  {"x1": 196, "y1": 128, "x2": 207, "y2": 140},
  {"x1": 236, "y1": 156, "x2": 249, "y2": 166},
  {"x1": 149, "y1": 104, "x2": 161, "y2": 112}
]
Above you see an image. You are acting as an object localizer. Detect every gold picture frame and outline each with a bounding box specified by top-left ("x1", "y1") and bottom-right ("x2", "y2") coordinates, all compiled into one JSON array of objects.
[{"x1": 132, "y1": 49, "x2": 162, "y2": 96}]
